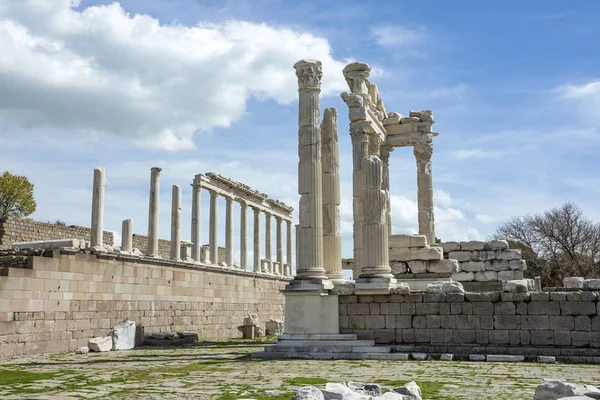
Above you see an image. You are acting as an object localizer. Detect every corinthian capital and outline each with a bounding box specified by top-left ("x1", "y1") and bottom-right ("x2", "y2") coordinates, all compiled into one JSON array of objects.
[
  {"x1": 350, "y1": 121, "x2": 371, "y2": 143},
  {"x1": 294, "y1": 59, "x2": 322, "y2": 91},
  {"x1": 414, "y1": 138, "x2": 433, "y2": 162},
  {"x1": 380, "y1": 145, "x2": 393, "y2": 163}
]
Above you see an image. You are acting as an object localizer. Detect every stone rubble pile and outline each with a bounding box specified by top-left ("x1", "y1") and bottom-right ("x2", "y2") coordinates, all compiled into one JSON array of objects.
[
  {"x1": 84, "y1": 320, "x2": 137, "y2": 353},
  {"x1": 533, "y1": 380, "x2": 600, "y2": 399},
  {"x1": 265, "y1": 318, "x2": 284, "y2": 336},
  {"x1": 563, "y1": 277, "x2": 600, "y2": 291},
  {"x1": 389, "y1": 235, "x2": 458, "y2": 275},
  {"x1": 143, "y1": 331, "x2": 198, "y2": 347},
  {"x1": 292, "y1": 381, "x2": 422, "y2": 400},
  {"x1": 0, "y1": 248, "x2": 45, "y2": 268},
  {"x1": 440, "y1": 240, "x2": 527, "y2": 282},
  {"x1": 238, "y1": 313, "x2": 263, "y2": 339}
]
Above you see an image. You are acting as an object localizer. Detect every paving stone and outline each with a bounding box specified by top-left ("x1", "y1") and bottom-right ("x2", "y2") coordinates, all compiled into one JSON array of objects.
[{"x1": 486, "y1": 354, "x2": 525, "y2": 362}]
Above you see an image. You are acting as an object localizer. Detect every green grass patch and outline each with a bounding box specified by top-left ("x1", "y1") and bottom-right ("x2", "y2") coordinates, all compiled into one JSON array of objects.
[
  {"x1": 0, "y1": 368, "x2": 65, "y2": 386},
  {"x1": 374, "y1": 379, "x2": 449, "y2": 399},
  {"x1": 284, "y1": 377, "x2": 328, "y2": 386}
]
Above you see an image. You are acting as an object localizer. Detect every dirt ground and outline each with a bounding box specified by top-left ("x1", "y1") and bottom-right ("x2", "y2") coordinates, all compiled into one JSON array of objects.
[{"x1": 1, "y1": 339, "x2": 599, "y2": 399}]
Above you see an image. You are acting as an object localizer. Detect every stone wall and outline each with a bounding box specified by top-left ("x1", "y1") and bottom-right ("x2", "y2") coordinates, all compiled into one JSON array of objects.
[
  {"x1": 340, "y1": 292, "x2": 600, "y2": 361},
  {"x1": 0, "y1": 217, "x2": 114, "y2": 250},
  {"x1": 441, "y1": 240, "x2": 526, "y2": 283},
  {"x1": 131, "y1": 234, "x2": 225, "y2": 263},
  {"x1": 0, "y1": 252, "x2": 288, "y2": 357}
]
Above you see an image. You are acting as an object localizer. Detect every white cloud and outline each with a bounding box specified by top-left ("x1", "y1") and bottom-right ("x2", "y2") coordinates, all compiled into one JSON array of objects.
[
  {"x1": 434, "y1": 189, "x2": 452, "y2": 207},
  {"x1": 453, "y1": 149, "x2": 506, "y2": 159},
  {"x1": 558, "y1": 81, "x2": 600, "y2": 125},
  {"x1": 371, "y1": 25, "x2": 425, "y2": 48},
  {"x1": 475, "y1": 213, "x2": 504, "y2": 224},
  {"x1": 0, "y1": 0, "x2": 347, "y2": 150}
]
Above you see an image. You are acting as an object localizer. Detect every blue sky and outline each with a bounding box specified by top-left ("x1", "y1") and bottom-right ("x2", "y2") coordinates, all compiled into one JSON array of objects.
[{"x1": 1, "y1": 0, "x2": 599, "y2": 270}]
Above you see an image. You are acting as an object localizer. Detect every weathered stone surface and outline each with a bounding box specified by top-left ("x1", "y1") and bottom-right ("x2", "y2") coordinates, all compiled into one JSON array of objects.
[
  {"x1": 440, "y1": 241, "x2": 460, "y2": 252},
  {"x1": 486, "y1": 355, "x2": 524, "y2": 362},
  {"x1": 243, "y1": 313, "x2": 259, "y2": 326},
  {"x1": 428, "y1": 259, "x2": 459, "y2": 274},
  {"x1": 475, "y1": 271, "x2": 498, "y2": 282},
  {"x1": 452, "y1": 272, "x2": 474, "y2": 282},
  {"x1": 411, "y1": 247, "x2": 443, "y2": 261},
  {"x1": 537, "y1": 356, "x2": 556, "y2": 364},
  {"x1": 563, "y1": 277, "x2": 585, "y2": 289},
  {"x1": 583, "y1": 280, "x2": 600, "y2": 291},
  {"x1": 427, "y1": 282, "x2": 464, "y2": 294},
  {"x1": 469, "y1": 354, "x2": 485, "y2": 361},
  {"x1": 347, "y1": 382, "x2": 382, "y2": 397},
  {"x1": 390, "y1": 261, "x2": 408, "y2": 274},
  {"x1": 75, "y1": 346, "x2": 89, "y2": 354},
  {"x1": 411, "y1": 353, "x2": 427, "y2": 360},
  {"x1": 448, "y1": 251, "x2": 471, "y2": 262},
  {"x1": 498, "y1": 271, "x2": 524, "y2": 281},
  {"x1": 292, "y1": 386, "x2": 325, "y2": 400},
  {"x1": 407, "y1": 261, "x2": 427, "y2": 274},
  {"x1": 533, "y1": 380, "x2": 600, "y2": 400},
  {"x1": 439, "y1": 353, "x2": 453, "y2": 361},
  {"x1": 502, "y1": 280, "x2": 529, "y2": 293},
  {"x1": 484, "y1": 240, "x2": 509, "y2": 250},
  {"x1": 392, "y1": 381, "x2": 422, "y2": 400},
  {"x1": 88, "y1": 336, "x2": 112, "y2": 352},
  {"x1": 462, "y1": 261, "x2": 485, "y2": 272},
  {"x1": 460, "y1": 241, "x2": 485, "y2": 251},
  {"x1": 112, "y1": 320, "x2": 136, "y2": 350},
  {"x1": 266, "y1": 319, "x2": 284, "y2": 336}
]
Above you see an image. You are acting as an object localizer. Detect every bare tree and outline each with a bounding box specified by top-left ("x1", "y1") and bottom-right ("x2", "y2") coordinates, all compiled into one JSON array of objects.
[{"x1": 492, "y1": 202, "x2": 600, "y2": 287}]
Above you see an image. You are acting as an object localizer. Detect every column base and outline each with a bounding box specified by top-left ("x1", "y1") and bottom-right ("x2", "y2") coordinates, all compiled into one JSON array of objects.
[
  {"x1": 283, "y1": 292, "x2": 339, "y2": 334},
  {"x1": 283, "y1": 278, "x2": 334, "y2": 293},
  {"x1": 354, "y1": 277, "x2": 399, "y2": 295}
]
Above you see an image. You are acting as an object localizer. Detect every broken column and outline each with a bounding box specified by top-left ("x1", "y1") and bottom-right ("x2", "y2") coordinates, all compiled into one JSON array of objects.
[
  {"x1": 191, "y1": 175, "x2": 201, "y2": 261},
  {"x1": 414, "y1": 135, "x2": 435, "y2": 245},
  {"x1": 225, "y1": 196, "x2": 234, "y2": 267},
  {"x1": 289, "y1": 59, "x2": 328, "y2": 285},
  {"x1": 147, "y1": 167, "x2": 162, "y2": 257},
  {"x1": 240, "y1": 201, "x2": 248, "y2": 270},
  {"x1": 170, "y1": 185, "x2": 181, "y2": 260},
  {"x1": 321, "y1": 107, "x2": 343, "y2": 282},
  {"x1": 90, "y1": 167, "x2": 105, "y2": 247},
  {"x1": 209, "y1": 190, "x2": 218, "y2": 265},
  {"x1": 121, "y1": 219, "x2": 132, "y2": 252},
  {"x1": 253, "y1": 207, "x2": 261, "y2": 272}
]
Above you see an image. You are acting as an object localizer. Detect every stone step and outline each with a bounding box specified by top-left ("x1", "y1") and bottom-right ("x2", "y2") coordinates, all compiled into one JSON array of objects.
[
  {"x1": 265, "y1": 344, "x2": 380, "y2": 353},
  {"x1": 252, "y1": 351, "x2": 399, "y2": 360},
  {"x1": 276, "y1": 339, "x2": 375, "y2": 347},
  {"x1": 278, "y1": 333, "x2": 357, "y2": 341},
  {"x1": 367, "y1": 353, "x2": 409, "y2": 360}
]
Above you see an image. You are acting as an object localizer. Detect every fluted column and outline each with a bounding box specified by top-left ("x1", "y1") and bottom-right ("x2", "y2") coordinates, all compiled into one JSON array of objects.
[
  {"x1": 321, "y1": 108, "x2": 343, "y2": 282},
  {"x1": 286, "y1": 220, "x2": 292, "y2": 272},
  {"x1": 381, "y1": 146, "x2": 393, "y2": 236},
  {"x1": 191, "y1": 176, "x2": 201, "y2": 261},
  {"x1": 414, "y1": 138, "x2": 435, "y2": 245},
  {"x1": 265, "y1": 213, "x2": 272, "y2": 273},
  {"x1": 349, "y1": 121, "x2": 370, "y2": 274},
  {"x1": 170, "y1": 185, "x2": 181, "y2": 260},
  {"x1": 253, "y1": 207, "x2": 261, "y2": 272},
  {"x1": 240, "y1": 201, "x2": 248, "y2": 270},
  {"x1": 147, "y1": 167, "x2": 162, "y2": 257},
  {"x1": 293, "y1": 59, "x2": 327, "y2": 281},
  {"x1": 90, "y1": 167, "x2": 105, "y2": 247},
  {"x1": 121, "y1": 219, "x2": 132, "y2": 252},
  {"x1": 225, "y1": 196, "x2": 234, "y2": 267},
  {"x1": 276, "y1": 217, "x2": 283, "y2": 274},
  {"x1": 209, "y1": 190, "x2": 218, "y2": 265}
]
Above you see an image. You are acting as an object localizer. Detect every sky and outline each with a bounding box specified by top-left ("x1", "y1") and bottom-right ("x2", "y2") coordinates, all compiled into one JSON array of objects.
[{"x1": 1, "y1": 0, "x2": 599, "y2": 274}]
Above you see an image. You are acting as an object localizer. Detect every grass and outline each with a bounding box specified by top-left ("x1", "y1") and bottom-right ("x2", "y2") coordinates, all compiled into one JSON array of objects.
[{"x1": 0, "y1": 368, "x2": 66, "y2": 386}]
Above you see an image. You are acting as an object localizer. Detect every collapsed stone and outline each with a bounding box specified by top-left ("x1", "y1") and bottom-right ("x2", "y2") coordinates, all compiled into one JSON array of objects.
[
  {"x1": 392, "y1": 381, "x2": 422, "y2": 400},
  {"x1": 112, "y1": 320, "x2": 136, "y2": 350},
  {"x1": 533, "y1": 381, "x2": 600, "y2": 400},
  {"x1": 88, "y1": 336, "x2": 112, "y2": 352},
  {"x1": 265, "y1": 319, "x2": 284, "y2": 336}
]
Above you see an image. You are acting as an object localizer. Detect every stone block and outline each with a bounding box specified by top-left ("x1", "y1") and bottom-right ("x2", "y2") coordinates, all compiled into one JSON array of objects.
[
  {"x1": 412, "y1": 315, "x2": 427, "y2": 329},
  {"x1": 472, "y1": 302, "x2": 494, "y2": 315},
  {"x1": 485, "y1": 260, "x2": 510, "y2": 271},
  {"x1": 495, "y1": 249, "x2": 521, "y2": 260},
  {"x1": 348, "y1": 303, "x2": 370, "y2": 315},
  {"x1": 574, "y1": 316, "x2": 591, "y2": 331},
  {"x1": 583, "y1": 279, "x2": 600, "y2": 290},
  {"x1": 452, "y1": 329, "x2": 475, "y2": 343},
  {"x1": 480, "y1": 315, "x2": 494, "y2": 329},
  {"x1": 466, "y1": 292, "x2": 501, "y2": 302},
  {"x1": 498, "y1": 271, "x2": 524, "y2": 281},
  {"x1": 390, "y1": 261, "x2": 408, "y2": 274},
  {"x1": 469, "y1": 354, "x2": 486, "y2": 361},
  {"x1": 460, "y1": 241, "x2": 485, "y2": 251},
  {"x1": 402, "y1": 329, "x2": 415, "y2": 343},
  {"x1": 389, "y1": 247, "x2": 411, "y2": 261},
  {"x1": 494, "y1": 315, "x2": 520, "y2": 330},
  {"x1": 476, "y1": 329, "x2": 488, "y2": 344},
  {"x1": 447, "y1": 293, "x2": 465, "y2": 302},
  {"x1": 549, "y1": 316, "x2": 574, "y2": 331},
  {"x1": 423, "y1": 293, "x2": 447, "y2": 302},
  {"x1": 500, "y1": 292, "x2": 530, "y2": 302},
  {"x1": 112, "y1": 320, "x2": 136, "y2": 350},
  {"x1": 416, "y1": 303, "x2": 439, "y2": 315},
  {"x1": 537, "y1": 356, "x2": 556, "y2": 364},
  {"x1": 494, "y1": 302, "x2": 516, "y2": 315},
  {"x1": 560, "y1": 301, "x2": 596, "y2": 316},
  {"x1": 448, "y1": 251, "x2": 471, "y2": 262},
  {"x1": 426, "y1": 315, "x2": 441, "y2": 328},
  {"x1": 484, "y1": 240, "x2": 509, "y2": 250},
  {"x1": 348, "y1": 316, "x2": 365, "y2": 329},
  {"x1": 414, "y1": 329, "x2": 429, "y2": 342},
  {"x1": 554, "y1": 330, "x2": 571, "y2": 346},
  {"x1": 373, "y1": 329, "x2": 395, "y2": 344},
  {"x1": 411, "y1": 247, "x2": 443, "y2": 261},
  {"x1": 410, "y1": 235, "x2": 428, "y2": 248},
  {"x1": 474, "y1": 271, "x2": 498, "y2": 282},
  {"x1": 549, "y1": 292, "x2": 567, "y2": 302},
  {"x1": 428, "y1": 259, "x2": 459, "y2": 274},
  {"x1": 529, "y1": 302, "x2": 560, "y2": 315},
  {"x1": 388, "y1": 235, "x2": 411, "y2": 248},
  {"x1": 571, "y1": 331, "x2": 590, "y2": 347},
  {"x1": 365, "y1": 315, "x2": 385, "y2": 329},
  {"x1": 395, "y1": 315, "x2": 412, "y2": 329},
  {"x1": 462, "y1": 303, "x2": 473, "y2": 315},
  {"x1": 487, "y1": 354, "x2": 524, "y2": 362},
  {"x1": 521, "y1": 315, "x2": 549, "y2": 330},
  {"x1": 462, "y1": 261, "x2": 485, "y2": 272},
  {"x1": 563, "y1": 277, "x2": 585, "y2": 288},
  {"x1": 530, "y1": 292, "x2": 549, "y2": 302},
  {"x1": 530, "y1": 331, "x2": 554, "y2": 346},
  {"x1": 401, "y1": 303, "x2": 415, "y2": 315},
  {"x1": 509, "y1": 260, "x2": 527, "y2": 271},
  {"x1": 452, "y1": 272, "x2": 474, "y2": 282},
  {"x1": 440, "y1": 315, "x2": 456, "y2": 329},
  {"x1": 440, "y1": 241, "x2": 460, "y2": 252},
  {"x1": 440, "y1": 353, "x2": 454, "y2": 361},
  {"x1": 407, "y1": 261, "x2": 427, "y2": 274},
  {"x1": 88, "y1": 336, "x2": 112, "y2": 352},
  {"x1": 405, "y1": 294, "x2": 423, "y2": 303},
  {"x1": 369, "y1": 303, "x2": 380, "y2": 315}
]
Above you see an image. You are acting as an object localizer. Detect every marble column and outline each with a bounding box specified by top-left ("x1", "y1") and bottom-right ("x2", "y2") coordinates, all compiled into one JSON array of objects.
[
  {"x1": 265, "y1": 213, "x2": 272, "y2": 273},
  {"x1": 240, "y1": 201, "x2": 248, "y2": 270},
  {"x1": 414, "y1": 138, "x2": 435, "y2": 245},
  {"x1": 170, "y1": 185, "x2": 181, "y2": 260},
  {"x1": 147, "y1": 167, "x2": 162, "y2": 257},
  {"x1": 253, "y1": 207, "x2": 261, "y2": 272},
  {"x1": 225, "y1": 197, "x2": 234, "y2": 267},
  {"x1": 380, "y1": 146, "x2": 393, "y2": 236},
  {"x1": 191, "y1": 176, "x2": 201, "y2": 261},
  {"x1": 360, "y1": 138, "x2": 392, "y2": 279},
  {"x1": 321, "y1": 107, "x2": 343, "y2": 282},
  {"x1": 286, "y1": 220, "x2": 293, "y2": 272},
  {"x1": 90, "y1": 167, "x2": 105, "y2": 247},
  {"x1": 349, "y1": 121, "x2": 370, "y2": 274},
  {"x1": 276, "y1": 217, "x2": 283, "y2": 274},
  {"x1": 121, "y1": 219, "x2": 132, "y2": 252},
  {"x1": 209, "y1": 190, "x2": 218, "y2": 265},
  {"x1": 293, "y1": 59, "x2": 327, "y2": 281}
]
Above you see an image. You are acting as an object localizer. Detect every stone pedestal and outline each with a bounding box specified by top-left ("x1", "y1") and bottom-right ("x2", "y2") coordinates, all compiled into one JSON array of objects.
[{"x1": 283, "y1": 294, "x2": 339, "y2": 334}]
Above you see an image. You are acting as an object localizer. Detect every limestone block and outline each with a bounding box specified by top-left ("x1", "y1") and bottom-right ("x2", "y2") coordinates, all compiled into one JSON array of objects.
[
  {"x1": 112, "y1": 320, "x2": 136, "y2": 350},
  {"x1": 408, "y1": 261, "x2": 427, "y2": 274},
  {"x1": 563, "y1": 277, "x2": 585, "y2": 288},
  {"x1": 474, "y1": 271, "x2": 498, "y2": 281},
  {"x1": 347, "y1": 382, "x2": 382, "y2": 397},
  {"x1": 14, "y1": 239, "x2": 81, "y2": 250},
  {"x1": 485, "y1": 260, "x2": 510, "y2": 271},
  {"x1": 448, "y1": 251, "x2": 471, "y2": 262},
  {"x1": 487, "y1": 355, "x2": 524, "y2": 362},
  {"x1": 75, "y1": 346, "x2": 89, "y2": 354},
  {"x1": 410, "y1": 247, "x2": 443, "y2": 261},
  {"x1": 427, "y1": 282, "x2": 464, "y2": 294},
  {"x1": 583, "y1": 279, "x2": 600, "y2": 290},
  {"x1": 509, "y1": 260, "x2": 527, "y2": 271},
  {"x1": 460, "y1": 241, "x2": 485, "y2": 251},
  {"x1": 498, "y1": 271, "x2": 524, "y2": 281},
  {"x1": 502, "y1": 280, "x2": 529, "y2": 293},
  {"x1": 536, "y1": 356, "x2": 556, "y2": 364},
  {"x1": 392, "y1": 381, "x2": 422, "y2": 399},
  {"x1": 390, "y1": 261, "x2": 408, "y2": 274},
  {"x1": 496, "y1": 249, "x2": 521, "y2": 260},
  {"x1": 451, "y1": 272, "x2": 474, "y2": 282},
  {"x1": 409, "y1": 235, "x2": 427, "y2": 248},
  {"x1": 462, "y1": 261, "x2": 485, "y2": 272},
  {"x1": 484, "y1": 240, "x2": 509, "y2": 250},
  {"x1": 389, "y1": 234, "x2": 411, "y2": 248},
  {"x1": 428, "y1": 259, "x2": 459, "y2": 274},
  {"x1": 88, "y1": 336, "x2": 112, "y2": 352},
  {"x1": 439, "y1": 241, "x2": 460, "y2": 253},
  {"x1": 265, "y1": 319, "x2": 284, "y2": 336},
  {"x1": 469, "y1": 354, "x2": 486, "y2": 361},
  {"x1": 533, "y1": 381, "x2": 600, "y2": 400},
  {"x1": 389, "y1": 247, "x2": 411, "y2": 261},
  {"x1": 292, "y1": 386, "x2": 325, "y2": 400}
]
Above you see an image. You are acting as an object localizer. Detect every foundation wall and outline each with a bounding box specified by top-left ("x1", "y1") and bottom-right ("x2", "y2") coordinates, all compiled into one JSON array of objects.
[
  {"x1": 340, "y1": 292, "x2": 600, "y2": 361},
  {"x1": 0, "y1": 252, "x2": 288, "y2": 357}
]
